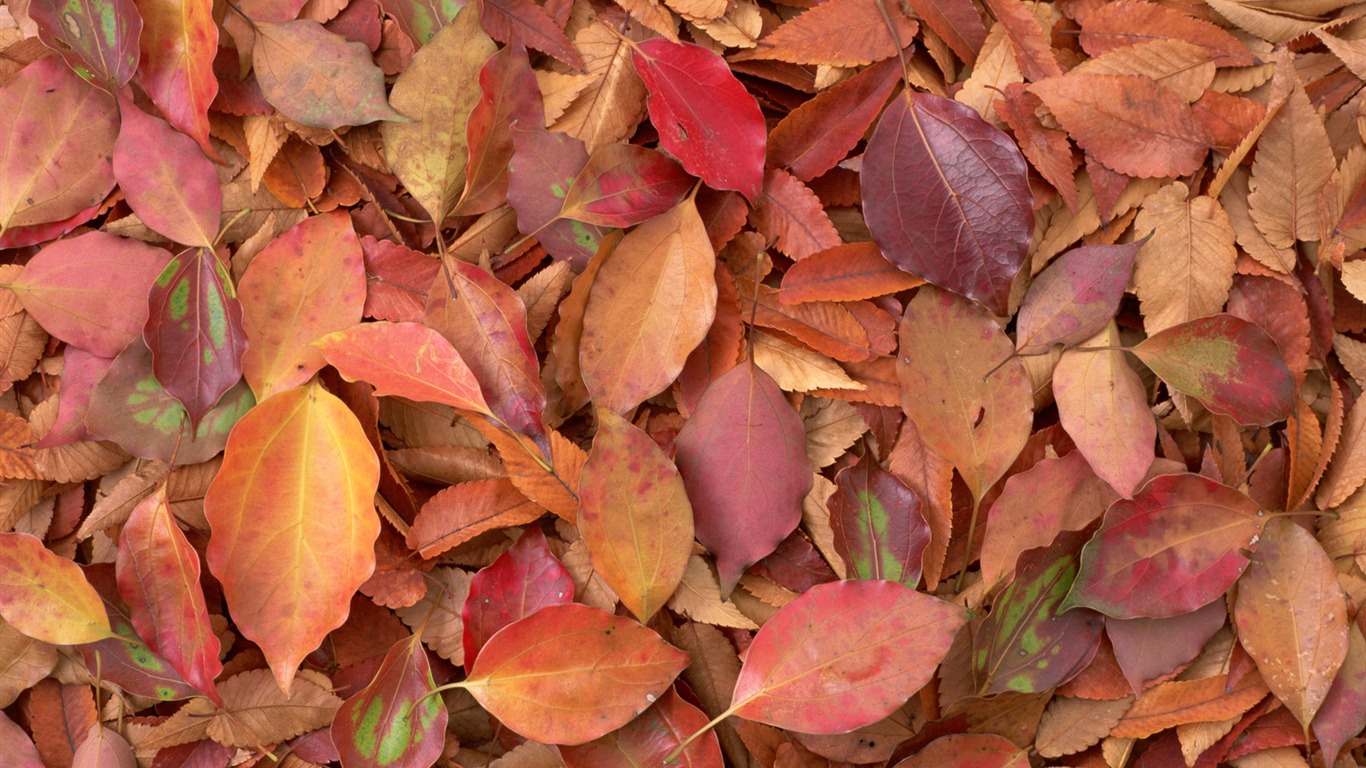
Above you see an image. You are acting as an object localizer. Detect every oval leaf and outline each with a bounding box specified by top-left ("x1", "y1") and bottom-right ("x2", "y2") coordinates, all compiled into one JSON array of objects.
[
  {"x1": 897, "y1": 286, "x2": 1032, "y2": 502},
  {"x1": 461, "y1": 526, "x2": 573, "y2": 671},
  {"x1": 1015, "y1": 241, "x2": 1139, "y2": 355},
  {"x1": 204, "y1": 381, "x2": 380, "y2": 693},
  {"x1": 135, "y1": 0, "x2": 218, "y2": 157},
  {"x1": 462, "y1": 603, "x2": 689, "y2": 745},
  {"x1": 1131, "y1": 313, "x2": 1295, "y2": 427},
  {"x1": 632, "y1": 38, "x2": 765, "y2": 201},
  {"x1": 828, "y1": 450, "x2": 930, "y2": 586},
  {"x1": 560, "y1": 143, "x2": 694, "y2": 227},
  {"x1": 730, "y1": 579, "x2": 966, "y2": 733},
  {"x1": 71, "y1": 724, "x2": 135, "y2": 768},
  {"x1": 862, "y1": 94, "x2": 1033, "y2": 316},
  {"x1": 252, "y1": 19, "x2": 408, "y2": 129},
  {"x1": 578, "y1": 408, "x2": 694, "y2": 622},
  {"x1": 1063, "y1": 473, "x2": 1264, "y2": 619},
  {"x1": 112, "y1": 94, "x2": 221, "y2": 248},
  {"x1": 674, "y1": 363, "x2": 812, "y2": 596},
  {"x1": 313, "y1": 321, "x2": 492, "y2": 415},
  {"x1": 332, "y1": 635, "x2": 447, "y2": 768},
  {"x1": 0, "y1": 532, "x2": 111, "y2": 645},
  {"x1": 29, "y1": 0, "x2": 141, "y2": 88}
]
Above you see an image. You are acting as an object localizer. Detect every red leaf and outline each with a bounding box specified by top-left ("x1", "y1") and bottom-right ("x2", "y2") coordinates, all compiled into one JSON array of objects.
[
  {"x1": 863, "y1": 94, "x2": 1033, "y2": 315},
  {"x1": 312, "y1": 321, "x2": 492, "y2": 415},
  {"x1": 894, "y1": 733, "x2": 1028, "y2": 767},
  {"x1": 461, "y1": 527, "x2": 573, "y2": 671},
  {"x1": 332, "y1": 635, "x2": 447, "y2": 768},
  {"x1": 1063, "y1": 473, "x2": 1264, "y2": 619},
  {"x1": 112, "y1": 93, "x2": 221, "y2": 248},
  {"x1": 730, "y1": 580, "x2": 966, "y2": 733},
  {"x1": 767, "y1": 59, "x2": 902, "y2": 182},
  {"x1": 133, "y1": 0, "x2": 219, "y2": 158},
  {"x1": 674, "y1": 363, "x2": 812, "y2": 596},
  {"x1": 560, "y1": 689, "x2": 723, "y2": 768},
  {"x1": 561, "y1": 143, "x2": 693, "y2": 228},
  {"x1": 457, "y1": 41, "x2": 545, "y2": 216},
  {"x1": 478, "y1": 0, "x2": 582, "y2": 69},
  {"x1": 633, "y1": 38, "x2": 766, "y2": 202}
]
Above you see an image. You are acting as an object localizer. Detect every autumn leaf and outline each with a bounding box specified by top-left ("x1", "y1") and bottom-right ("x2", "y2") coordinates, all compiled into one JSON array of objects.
[
  {"x1": 0, "y1": 533, "x2": 112, "y2": 645},
  {"x1": 333, "y1": 634, "x2": 447, "y2": 768}
]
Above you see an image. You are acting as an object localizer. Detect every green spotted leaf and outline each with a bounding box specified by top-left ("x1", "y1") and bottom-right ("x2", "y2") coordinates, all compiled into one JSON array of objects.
[
  {"x1": 79, "y1": 564, "x2": 199, "y2": 702},
  {"x1": 828, "y1": 450, "x2": 930, "y2": 586},
  {"x1": 144, "y1": 247, "x2": 247, "y2": 429},
  {"x1": 333, "y1": 633, "x2": 447, "y2": 768},
  {"x1": 971, "y1": 529, "x2": 1104, "y2": 696},
  {"x1": 86, "y1": 339, "x2": 254, "y2": 465},
  {"x1": 28, "y1": 0, "x2": 141, "y2": 88}
]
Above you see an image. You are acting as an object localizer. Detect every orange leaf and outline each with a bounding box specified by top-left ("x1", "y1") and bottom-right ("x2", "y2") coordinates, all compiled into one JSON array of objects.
[
  {"x1": 312, "y1": 321, "x2": 492, "y2": 415},
  {"x1": 405, "y1": 478, "x2": 543, "y2": 559},
  {"x1": 204, "y1": 381, "x2": 380, "y2": 693},
  {"x1": 0, "y1": 533, "x2": 111, "y2": 645},
  {"x1": 779, "y1": 242, "x2": 924, "y2": 304}
]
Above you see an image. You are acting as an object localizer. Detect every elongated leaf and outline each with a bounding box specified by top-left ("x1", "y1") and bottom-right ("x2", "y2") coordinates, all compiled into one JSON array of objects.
[
  {"x1": 115, "y1": 487, "x2": 221, "y2": 703},
  {"x1": 133, "y1": 0, "x2": 218, "y2": 157},
  {"x1": 1132, "y1": 314, "x2": 1295, "y2": 427},
  {"x1": 863, "y1": 94, "x2": 1032, "y2": 315},
  {"x1": 579, "y1": 408, "x2": 693, "y2": 622},
  {"x1": 0, "y1": 532, "x2": 111, "y2": 644},
  {"x1": 1063, "y1": 473, "x2": 1264, "y2": 618},
  {"x1": 239, "y1": 212, "x2": 366, "y2": 401},
  {"x1": 507, "y1": 128, "x2": 604, "y2": 265},
  {"x1": 559, "y1": 689, "x2": 723, "y2": 768},
  {"x1": 313, "y1": 321, "x2": 491, "y2": 415},
  {"x1": 86, "y1": 339, "x2": 254, "y2": 465},
  {"x1": 1313, "y1": 620, "x2": 1366, "y2": 766},
  {"x1": 462, "y1": 603, "x2": 688, "y2": 745},
  {"x1": 580, "y1": 197, "x2": 716, "y2": 415},
  {"x1": 204, "y1": 381, "x2": 380, "y2": 693},
  {"x1": 1016, "y1": 242, "x2": 1139, "y2": 354},
  {"x1": 8, "y1": 231, "x2": 170, "y2": 357},
  {"x1": 633, "y1": 38, "x2": 766, "y2": 201},
  {"x1": 674, "y1": 363, "x2": 812, "y2": 596},
  {"x1": 425, "y1": 260, "x2": 545, "y2": 441},
  {"x1": 382, "y1": 7, "x2": 495, "y2": 222},
  {"x1": 1234, "y1": 518, "x2": 1349, "y2": 727},
  {"x1": 767, "y1": 58, "x2": 902, "y2": 182},
  {"x1": 779, "y1": 242, "x2": 925, "y2": 304},
  {"x1": 456, "y1": 41, "x2": 543, "y2": 216},
  {"x1": 730, "y1": 579, "x2": 965, "y2": 733},
  {"x1": 406, "y1": 478, "x2": 543, "y2": 560},
  {"x1": 29, "y1": 0, "x2": 141, "y2": 88},
  {"x1": 461, "y1": 527, "x2": 573, "y2": 670},
  {"x1": 79, "y1": 564, "x2": 199, "y2": 701},
  {"x1": 253, "y1": 20, "x2": 408, "y2": 129},
  {"x1": 333, "y1": 635, "x2": 447, "y2": 768},
  {"x1": 897, "y1": 286, "x2": 1031, "y2": 502},
  {"x1": 112, "y1": 94, "x2": 221, "y2": 249},
  {"x1": 0, "y1": 57, "x2": 118, "y2": 235},
  {"x1": 144, "y1": 247, "x2": 246, "y2": 429},
  {"x1": 972, "y1": 530, "x2": 1103, "y2": 695},
  {"x1": 828, "y1": 451, "x2": 930, "y2": 586},
  {"x1": 561, "y1": 143, "x2": 693, "y2": 227}
]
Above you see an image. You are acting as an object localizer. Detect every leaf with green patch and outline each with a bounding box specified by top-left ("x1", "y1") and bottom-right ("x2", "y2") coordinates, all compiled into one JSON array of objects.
[
  {"x1": 972, "y1": 529, "x2": 1104, "y2": 695},
  {"x1": 1063, "y1": 473, "x2": 1265, "y2": 619},
  {"x1": 1131, "y1": 313, "x2": 1295, "y2": 427},
  {"x1": 332, "y1": 633, "x2": 447, "y2": 768},
  {"x1": 79, "y1": 564, "x2": 200, "y2": 702},
  {"x1": 506, "y1": 127, "x2": 606, "y2": 266},
  {"x1": 378, "y1": 0, "x2": 461, "y2": 44},
  {"x1": 86, "y1": 339, "x2": 254, "y2": 465},
  {"x1": 312, "y1": 321, "x2": 492, "y2": 415},
  {"x1": 0, "y1": 532, "x2": 112, "y2": 645},
  {"x1": 827, "y1": 450, "x2": 930, "y2": 586},
  {"x1": 144, "y1": 247, "x2": 246, "y2": 429},
  {"x1": 29, "y1": 0, "x2": 141, "y2": 88},
  {"x1": 560, "y1": 143, "x2": 694, "y2": 228}
]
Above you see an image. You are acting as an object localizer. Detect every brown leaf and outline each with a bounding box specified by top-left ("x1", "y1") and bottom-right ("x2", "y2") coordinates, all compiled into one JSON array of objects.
[
  {"x1": 1035, "y1": 695, "x2": 1134, "y2": 759},
  {"x1": 736, "y1": 0, "x2": 917, "y2": 67},
  {"x1": 1132, "y1": 182, "x2": 1237, "y2": 335},
  {"x1": 207, "y1": 669, "x2": 342, "y2": 746},
  {"x1": 1247, "y1": 55, "x2": 1335, "y2": 247}
]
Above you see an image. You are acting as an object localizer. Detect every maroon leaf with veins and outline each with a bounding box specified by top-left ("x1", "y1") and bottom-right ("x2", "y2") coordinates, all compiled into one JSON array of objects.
[
  {"x1": 1015, "y1": 241, "x2": 1140, "y2": 354},
  {"x1": 1062, "y1": 473, "x2": 1264, "y2": 619},
  {"x1": 560, "y1": 689, "x2": 723, "y2": 768},
  {"x1": 633, "y1": 38, "x2": 766, "y2": 202},
  {"x1": 561, "y1": 143, "x2": 694, "y2": 228},
  {"x1": 29, "y1": 0, "x2": 142, "y2": 88},
  {"x1": 862, "y1": 93, "x2": 1033, "y2": 316},
  {"x1": 461, "y1": 527, "x2": 573, "y2": 671},
  {"x1": 828, "y1": 450, "x2": 930, "y2": 586},
  {"x1": 674, "y1": 362, "x2": 812, "y2": 596},
  {"x1": 113, "y1": 93, "x2": 222, "y2": 249}
]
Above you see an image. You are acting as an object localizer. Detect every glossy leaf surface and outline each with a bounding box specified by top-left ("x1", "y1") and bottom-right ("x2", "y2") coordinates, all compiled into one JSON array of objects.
[
  {"x1": 863, "y1": 94, "x2": 1032, "y2": 315},
  {"x1": 559, "y1": 689, "x2": 723, "y2": 768},
  {"x1": 204, "y1": 382, "x2": 380, "y2": 693}
]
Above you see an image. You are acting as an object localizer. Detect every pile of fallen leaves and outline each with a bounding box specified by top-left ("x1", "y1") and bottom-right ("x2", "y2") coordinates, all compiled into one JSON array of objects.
[{"x1": 0, "y1": 0, "x2": 1364, "y2": 765}]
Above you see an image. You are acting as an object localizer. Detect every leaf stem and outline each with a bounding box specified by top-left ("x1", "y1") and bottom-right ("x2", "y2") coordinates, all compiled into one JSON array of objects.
[
  {"x1": 954, "y1": 494, "x2": 984, "y2": 593},
  {"x1": 663, "y1": 700, "x2": 744, "y2": 764}
]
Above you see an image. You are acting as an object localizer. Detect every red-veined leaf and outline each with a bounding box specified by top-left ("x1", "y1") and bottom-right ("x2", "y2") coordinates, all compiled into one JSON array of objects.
[
  {"x1": 578, "y1": 408, "x2": 693, "y2": 622},
  {"x1": 115, "y1": 487, "x2": 222, "y2": 704},
  {"x1": 461, "y1": 603, "x2": 688, "y2": 744},
  {"x1": 0, "y1": 532, "x2": 111, "y2": 644},
  {"x1": 674, "y1": 362, "x2": 812, "y2": 596},
  {"x1": 1062, "y1": 473, "x2": 1264, "y2": 619},
  {"x1": 729, "y1": 579, "x2": 965, "y2": 733},
  {"x1": 312, "y1": 321, "x2": 492, "y2": 415},
  {"x1": 863, "y1": 94, "x2": 1032, "y2": 315},
  {"x1": 461, "y1": 526, "x2": 573, "y2": 670},
  {"x1": 332, "y1": 634, "x2": 447, "y2": 768},
  {"x1": 204, "y1": 381, "x2": 380, "y2": 693}
]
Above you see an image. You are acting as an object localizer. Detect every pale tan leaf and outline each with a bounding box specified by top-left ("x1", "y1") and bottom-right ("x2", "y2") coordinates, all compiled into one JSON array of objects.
[
  {"x1": 1321, "y1": 483, "x2": 1366, "y2": 573},
  {"x1": 800, "y1": 474, "x2": 846, "y2": 579},
  {"x1": 1132, "y1": 181, "x2": 1236, "y2": 334},
  {"x1": 613, "y1": 0, "x2": 679, "y2": 41},
  {"x1": 134, "y1": 697, "x2": 214, "y2": 751},
  {"x1": 395, "y1": 567, "x2": 473, "y2": 664},
  {"x1": 663, "y1": 0, "x2": 725, "y2": 22},
  {"x1": 28, "y1": 398, "x2": 128, "y2": 482},
  {"x1": 752, "y1": 332, "x2": 864, "y2": 394},
  {"x1": 244, "y1": 114, "x2": 288, "y2": 193},
  {"x1": 516, "y1": 260, "x2": 573, "y2": 342},
  {"x1": 0, "y1": 480, "x2": 44, "y2": 533},
  {"x1": 0, "y1": 312, "x2": 44, "y2": 393},
  {"x1": 1229, "y1": 747, "x2": 1312, "y2": 768},
  {"x1": 77, "y1": 460, "x2": 168, "y2": 539},
  {"x1": 536, "y1": 70, "x2": 590, "y2": 125},
  {"x1": 207, "y1": 669, "x2": 342, "y2": 747},
  {"x1": 690, "y1": 0, "x2": 762, "y2": 49},
  {"x1": 1247, "y1": 56, "x2": 1335, "y2": 247},
  {"x1": 737, "y1": 573, "x2": 798, "y2": 608},
  {"x1": 556, "y1": 537, "x2": 619, "y2": 612},
  {"x1": 0, "y1": 616, "x2": 55, "y2": 707},
  {"x1": 1317, "y1": 392, "x2": 1366, "y2": 509},
  {"x1": 1221, "y1": 167, "x2": 1295, "y2": 274},
  {"x1": 668, "y1": 621, "x2": 750, "y2": 768},
  {"x1": 801, "y1": 397, "x2": 867, "y2": 469},
  {"x1": 1071, "y1": 39, "x2": 1215, "y2": 102},
  {"x1": 553, "y1": 22, "x2": 649, "y2": 153},
  {"x1": 1177, "y1": 715, "x2": 1238, "y2": 766},
  {"x1": 1035, "y1": 695, "x2": 1133, "y2": 759},
  {"x1": 0, "y1": 411, "x2": 37, "y2": 480},
  {"x1": 378, "y1": 399, "x2": 488, "y2": 450},
  {"x1": 387, "y1": 445, "x2": 505, "y2": 486},
  {"x1": 956, "y1": 25, "x2": 1020, "y2": 129},
  {"x1": 1341, "y1": 260, "x2": 1366, "y2": 305},
  {"x1": 1205, "y1": 0, "x2": 1318, "y2": 43},
  {"x1": 666, "y1": 555, "x2": 759, "y2": 630},
  {"x1": 1315, "y1": 30, "x2": 1366, "y2": 80}
]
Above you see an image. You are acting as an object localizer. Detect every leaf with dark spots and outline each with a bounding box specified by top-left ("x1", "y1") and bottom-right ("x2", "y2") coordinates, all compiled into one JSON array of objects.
[
  {"x1": 862, "y1": 94, "x2": 1033, "y2": 315},
  {"x1": 29, "y1": 0, "x2": 142, "y2": 89}
]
